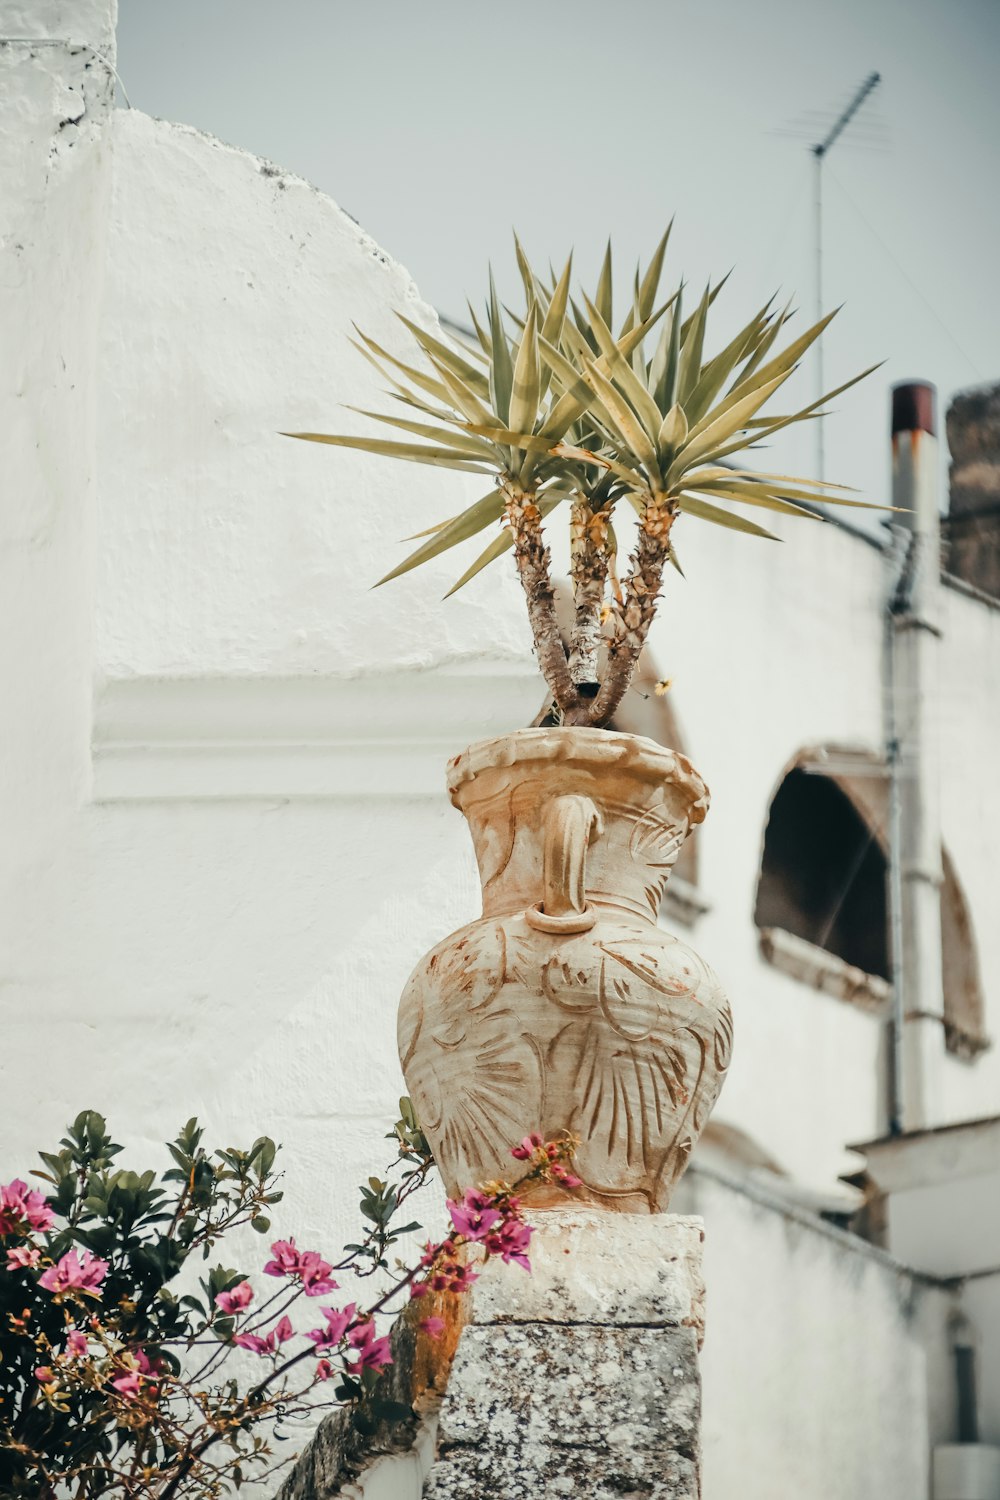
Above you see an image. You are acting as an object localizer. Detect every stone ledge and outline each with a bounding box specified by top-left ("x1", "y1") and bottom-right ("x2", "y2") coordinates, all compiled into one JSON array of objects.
[
  {"x1": 468, "y1": 1209, "x2": 705, "y2": 1342},
  {"x1": 426, "y1": 1323, "x2": 700, "y2": 1500}
]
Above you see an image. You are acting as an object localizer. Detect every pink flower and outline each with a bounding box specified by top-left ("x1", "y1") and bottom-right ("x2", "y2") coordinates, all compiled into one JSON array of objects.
[
  {"x1": 298, "y1": 1251, "x2": 338, "y2": 1297},
  {"x1": 484, "y1": 1217, "x2": 534, "y2": 1272},
  {"x1": 215, "y1": 1280, "x2": 254, "y2": 1315},
  {"x1": 263, "y1": 1238, "x2": 301, "y2": 1277},
  {"x1": 111, "y1": 1370, "x2": 142, "y2": 1399},
  {"x1": 6, "y1": 1245, "x2": 41, "y2": 1271},
  {"x1": 315, "y1": 1358, "x2": 334, "y2": 1381},
  {"x1": 262, "y1": 1239, "x2": 338, "y2": 1296},
  {"x1": 346, "y1": 1321, "x2": 393, "y2": 1374},
  {"x1": 233, "y1": 1316, "x2": 294, "y2": 1356},
  {"x1": 550, "y1": 1163, "x2": 583, "y2": 1189},
  {"x1": 419, "y1": 1316, "x2": 446, "y2": 1341},
  {"x1": 0, "y1": 1179, "x2": 54, "y2": 1234},
  {"x1": 35, "y1": 1366, "x2": 55, "y2": 1384},
  {"x1": 447, "y1": 1190, "x2": 503, "y2": 1243},
  {"x1": 306, "y1": 1302, "x2": 356, "y2": 1350},
  {"x1": 38, "y1": 1249, "x2": 108, "y2": 1297},
  {"x1": 66, "y1": 1330, "x2": 89, "y2": 1358},
  {"x1": 510, "y1": 1133, "x2": 545, "y2": 1161}
]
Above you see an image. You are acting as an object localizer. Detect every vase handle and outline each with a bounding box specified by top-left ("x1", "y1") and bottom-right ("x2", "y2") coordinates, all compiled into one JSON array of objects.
[{"x1": 525, "y1": 795, "x2": 603, "y2": 934}]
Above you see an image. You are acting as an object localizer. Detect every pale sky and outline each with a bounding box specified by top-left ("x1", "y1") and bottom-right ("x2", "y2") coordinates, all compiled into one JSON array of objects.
[{"x1": 115, "y1": 0, "x2": 1000, "y2": 515}]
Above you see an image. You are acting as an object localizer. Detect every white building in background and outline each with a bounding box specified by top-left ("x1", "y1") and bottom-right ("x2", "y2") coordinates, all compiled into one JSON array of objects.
[{"x1": 3, "y1": 7, "x2": 999, "y2": 1498}]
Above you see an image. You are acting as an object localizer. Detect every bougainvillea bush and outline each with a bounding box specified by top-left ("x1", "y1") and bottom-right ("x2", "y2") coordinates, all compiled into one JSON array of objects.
[{"x1": 0, "y1": 1107, "x2": 580, "y2": 1498}]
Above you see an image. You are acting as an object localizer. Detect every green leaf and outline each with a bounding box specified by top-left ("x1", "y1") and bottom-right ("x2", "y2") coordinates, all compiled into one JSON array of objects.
[
  {"x1": 678, "y1": 493, "x2": 781, "y2": 539},
  {"x1": 595, "y1": 239, "x2": 613, "y2": 328},
  {"x1": 729, "y1": 307, "x2": 838, "y2": 398},
  {"x1": 282, "y1": 431, "x2": 492, "y2": 473},
  {"x1": 513, "y1": 231, "x2": 541, "y2": 306},
  {"x1": 657, "y1": 403, "x2": 688, "y2": 452},
  {"x1": 395, "y1": 314, "x2": 489, "y2": 396},
  {"x1": 652, "y1": 288, "x2": 683, "y2": 412},
  {"x1": 636, "y1": 223, "x2": 673, "y2": 323},
  {"x1": 376, "y1": 490, "x2": 505, "y2": 586},
  {"x1": 676, "y1": 282, "x2": 711, "y2": 403},
  {"x1": 436, "y1": 361, "x2": 498, "y2": 430},
  {"x1": 488, "y1": 269, "x2": 513, "y2": 426},
  {"x1": 541, "y1": 254, "x2": 573, "y2": 349},
  {"x1": 667, "y1": 372, "x2": 790, "y2": 478},
  {"x1": 686, "y1": 483, "x2": 820, "y2": 519},
  {"x1": 350, "y1": 329, "x2": 452, "y2": 407},
  {"x1": 709, "y1": 362, "x2": 883, "y2": 464},
  {"x1": 682, "y1": 300, "x2": 775, "y2": 427},
  {"x1": 582, "y1": 358, "x2": 661, "y2": 482},
  {"x1": 445, "y1": 492, "x2": 562, "y2": 595},
  {"x1": 345, "y1": 407, "x2": 496, "y2": 458},
  {"x1": 508, "y1": 302, "x2": 541, "y2": 441},
  {"x1": 578, "y1": 293, "x2": 663, "y2": 445}
]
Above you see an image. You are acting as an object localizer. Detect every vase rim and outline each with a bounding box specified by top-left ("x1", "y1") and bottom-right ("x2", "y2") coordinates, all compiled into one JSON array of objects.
[{"x1": 446, "y1": 726, "x2": 709, "y2": 814}]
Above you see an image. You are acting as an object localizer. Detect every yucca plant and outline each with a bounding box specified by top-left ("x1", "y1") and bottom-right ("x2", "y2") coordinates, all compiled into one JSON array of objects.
[{"x1": 286, "y1": 228, "x2": 881, "y2": 728}]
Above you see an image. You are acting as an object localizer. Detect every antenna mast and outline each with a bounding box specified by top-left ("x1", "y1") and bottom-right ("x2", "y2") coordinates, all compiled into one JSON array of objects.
[{"x1": 811, "y1": 70, "x2": 881, "y2": 483}]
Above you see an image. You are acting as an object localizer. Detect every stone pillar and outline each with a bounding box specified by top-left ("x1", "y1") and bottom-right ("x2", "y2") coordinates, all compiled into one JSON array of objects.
[{"x1": 424, "y1": 1210, "x2": 705, "y2": 1500}]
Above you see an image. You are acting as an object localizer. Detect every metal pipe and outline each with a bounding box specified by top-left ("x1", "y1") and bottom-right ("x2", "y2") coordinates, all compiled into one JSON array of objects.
[{"x1": 887, "y1": 380, "x2": 944, "y2": 1132}]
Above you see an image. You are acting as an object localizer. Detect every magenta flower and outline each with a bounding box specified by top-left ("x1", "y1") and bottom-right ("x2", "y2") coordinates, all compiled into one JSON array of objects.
[
  {"x1": 262, "y1": 1238, "x2": 338, "y2": 1296},
  {"x1": 298, "y1": 1251, "x2": 338, "y2": 1297},
  {"x1": 66, "y1": 1330, "x2": 89, "y2": 1359},
  {"x1": 38, "y1": 1249, "x2": 108, "y2": 1296},
  {"x1": 6, "y1": 1244, "x2": 41, "y2": 1271},
  {"x1": 419, "y1": 1316, "x2": 446, "y2": 1341},
  {"x1": 233, "y1": 1316, "x2": 294, "y2": 1356},
  {"x1": 484, "y1": 1217, "x2": 534, "y2": 1272},
  {"x1": 0, "y1": 1179, "x2": 54, "y2": 1234},
  {"x1": 306, "y1": 1302, "x2": 357, "y2": 1350},
  {"x1": 263, "y1": 1238, "x2": 300, "y2": 1277},
  {"x1": 215, "y1": 1280, "x2": 254, "y2": 1315},
  {"x1": 346, "y1": 1321, "x2": 393, "y2": 1374},
  {"x1": 447, "y1": 1189, "x2": 503, "y2": 1242},
  {"x1": 111, "y1": 1370, "x2": 142, "y2": 1399},
  {"x1": 510, "y1": 1133, "x2": 545, "y2": 1161},
  {"x1": 315, "y1": 1357, "x2": 334, "y2": 1381},
  {"x1": 35, "y1": 1365, "x2": 55, "y2": 1384},
  {"x1": 550, "y1": 1163, "x2": 583, "y2": 1189}
]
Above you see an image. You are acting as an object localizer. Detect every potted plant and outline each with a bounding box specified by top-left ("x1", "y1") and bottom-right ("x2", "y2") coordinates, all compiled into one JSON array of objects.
[{"x1": 288, "y1": 230, "x2": 878, "y2": 1212}]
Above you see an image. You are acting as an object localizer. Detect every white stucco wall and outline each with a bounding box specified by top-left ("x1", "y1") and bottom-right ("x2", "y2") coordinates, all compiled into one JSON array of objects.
[
  {"x1": 677, "y1": 1166, "x2": 956, "y2": 1500},
  {"x1": 4, "y1": 5, "x2": 1000, "y2": 1488}
]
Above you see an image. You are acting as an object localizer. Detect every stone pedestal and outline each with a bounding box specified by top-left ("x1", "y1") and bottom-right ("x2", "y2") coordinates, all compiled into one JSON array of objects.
[{"x1": 423, "y1": 1210, "x2": 705, "y2": 1500}]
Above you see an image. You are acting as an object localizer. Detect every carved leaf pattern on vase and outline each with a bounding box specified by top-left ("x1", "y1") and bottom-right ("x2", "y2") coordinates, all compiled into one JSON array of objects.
[
  {"x1": 401, "y1": 918, "x2": 731, "y2": 1211},
  {"x1": 397, "y1": 728, "x2": 732, "y2": 1213}
]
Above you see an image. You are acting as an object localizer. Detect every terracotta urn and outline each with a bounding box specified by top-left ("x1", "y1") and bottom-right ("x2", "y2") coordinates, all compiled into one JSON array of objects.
[{"x1": 398, "y1": 728, "x2": 732, "y2": 1213}]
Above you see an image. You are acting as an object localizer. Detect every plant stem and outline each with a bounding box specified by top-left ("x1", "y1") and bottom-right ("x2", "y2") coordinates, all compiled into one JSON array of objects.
[
  {"x1": 579, "y1": 501, "x2": 675, "y2": 728},
  {"x1": 505, "y1": 488, "x2": 579, "y2": 720},
  {"x1": 566, "y1": 499, "x2": 609, "y2": 693}
]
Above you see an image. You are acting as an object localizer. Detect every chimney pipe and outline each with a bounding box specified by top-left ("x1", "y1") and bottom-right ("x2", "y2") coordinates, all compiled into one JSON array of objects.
[{"x1": 887, "y1": 380, "x2": 944, "y2": 1133}]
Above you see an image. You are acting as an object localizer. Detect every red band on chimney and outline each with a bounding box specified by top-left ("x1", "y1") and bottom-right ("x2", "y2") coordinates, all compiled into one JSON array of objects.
[{"x1": 891, "y1": 382, "x2": 936, "y2": 437}]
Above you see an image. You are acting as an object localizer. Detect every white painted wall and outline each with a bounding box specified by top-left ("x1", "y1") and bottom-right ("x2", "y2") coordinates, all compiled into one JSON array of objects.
[
  {"x1": 4, "y1": 3, "x2": 1000, "y2": 1490},
  {"x1": 679, "y1": 1166, "x2": 957, "y2": 1500}
]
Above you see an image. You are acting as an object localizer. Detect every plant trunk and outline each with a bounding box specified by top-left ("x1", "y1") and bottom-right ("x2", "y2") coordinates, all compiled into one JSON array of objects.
[
  {"x1": 567, "y1": 501, "x2": 609, "y2": 691},
  {"x1": 571, "y1": 503, "x2": 675, "y2": 728},
  {"x1": 506, "y1": 489, "x2": 579, "y2": 719}
]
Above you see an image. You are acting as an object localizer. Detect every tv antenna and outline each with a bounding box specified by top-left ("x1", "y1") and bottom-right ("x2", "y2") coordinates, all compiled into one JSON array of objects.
[{"x1": 811, "y1": 71, "x2": 882, "y2": 483}]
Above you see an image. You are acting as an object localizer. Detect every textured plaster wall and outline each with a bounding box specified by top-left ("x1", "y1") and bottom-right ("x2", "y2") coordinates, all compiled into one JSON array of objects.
[{"x1": 679, "y1": 1169, "x2": 955, "y2": 1500}]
